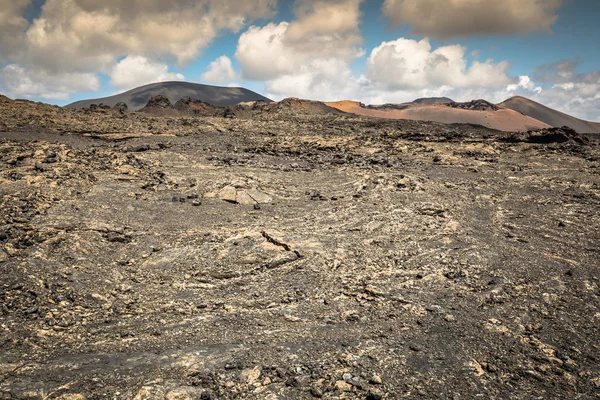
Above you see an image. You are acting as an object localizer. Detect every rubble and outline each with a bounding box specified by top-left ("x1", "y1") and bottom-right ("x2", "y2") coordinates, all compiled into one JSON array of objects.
[{"x1": 0, "y1": 96, "x2": 598, "y2": 399}]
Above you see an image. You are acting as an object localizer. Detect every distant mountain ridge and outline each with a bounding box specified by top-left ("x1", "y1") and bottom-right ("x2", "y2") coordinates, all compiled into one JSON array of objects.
[
  {"x1": 326, "y1": 99, "x2": 550, "y2": 132},
  {"x1": 326, "y1": 96, "x2": 600, "y2": 133},
  {"x1": 66, "y1": 81, "x2": 272, "y2": 111}
]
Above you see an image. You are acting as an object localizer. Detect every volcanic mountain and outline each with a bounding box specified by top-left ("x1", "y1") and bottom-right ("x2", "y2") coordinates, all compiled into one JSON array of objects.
[
  {"x1": 327, "y1": 99, "x2": 550, "y2": 132},
  {"x1": 66, "y1": 81, "x2": 272, "y2": 111},
  {"x1": 499, "y1": 96, "x2": 600, "y2": 134}
]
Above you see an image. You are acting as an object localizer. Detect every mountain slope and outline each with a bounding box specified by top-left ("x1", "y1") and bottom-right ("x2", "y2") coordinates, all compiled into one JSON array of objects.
[
  {"x1": 499, "y1": 96, "x2": 600, "y2": 134},
  {"x1": 66, "y1": 81, "x2": 272, "y2": 111},
  {"x1": 326, "y1": 100, "x2": 550, "y2": 132}
]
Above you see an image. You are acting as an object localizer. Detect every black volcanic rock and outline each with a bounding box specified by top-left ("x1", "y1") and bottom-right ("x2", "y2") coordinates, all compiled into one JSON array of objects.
[
  {"x1": 1, "y1": 97, "x2": 599, "y2": 400},
  {"x1": 527, "y1": 126, "x2": 590, "y2": 145},
  {"x1": 173, "y1": 96, "x2": 222, "y2": 117},
  {"x1": 89, "y1": 103, "x2": 111, "y2": 112},
  {"x1": 66, "y1": 81, "x2": 272, "y2": 111},
  {"x1": 270, "y1": 97, "x2": 346, "y2": 115},
  {"x1": 113, "y1": 102, "x2": 128, "y2": 114},
  {"x1": 413, "y1": 97, "x2": 454, "y2": 105},
  {"x1": 144, "y1": 95, "x2": 172, "y2": 109},
  {"x1": 366, "y1": 103, "x2": 411, "y2": 111},
  {"x1": 500, "y1": 126, "x2": 590, "y2": 145},
  {"x1": 449, "y1": 99, "x2": 499, "y2": 111}
]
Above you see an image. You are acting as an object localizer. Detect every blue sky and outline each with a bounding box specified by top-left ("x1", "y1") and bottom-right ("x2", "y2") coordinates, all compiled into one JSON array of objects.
[{"x1": 1, "y1": 0, "x2": 599, "y2": 120}]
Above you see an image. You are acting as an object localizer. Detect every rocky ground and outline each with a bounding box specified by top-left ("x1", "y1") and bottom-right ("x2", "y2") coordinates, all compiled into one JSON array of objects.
[{"x1": 0, "y1": 97, "x2": 599, "y2": 399}]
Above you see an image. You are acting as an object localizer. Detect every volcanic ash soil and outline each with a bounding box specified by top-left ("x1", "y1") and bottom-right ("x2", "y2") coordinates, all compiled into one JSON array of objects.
[{"x1": 0, "y1": 99, "x2": 599, "y2": 399}]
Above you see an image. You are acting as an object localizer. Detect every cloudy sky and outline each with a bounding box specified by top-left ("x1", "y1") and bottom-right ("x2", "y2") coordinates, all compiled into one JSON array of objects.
[{"x1": 1, "y1": 0, "x2": 599, "y2": 120}]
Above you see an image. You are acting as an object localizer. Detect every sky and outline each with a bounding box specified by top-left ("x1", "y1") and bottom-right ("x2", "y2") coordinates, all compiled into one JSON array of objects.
[{"x1": 1, "y1": 0, "x2": 599, "y2": 120}]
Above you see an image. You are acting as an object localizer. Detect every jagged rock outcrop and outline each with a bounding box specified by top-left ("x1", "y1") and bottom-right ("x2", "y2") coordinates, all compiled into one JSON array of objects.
[
  {"x1": 449, "y1": 99, "x2": 500, "y2": 111},
  {"x1": 88, "y1": 103, "x2": 112, "y2": 112},
  {"x1": 113, "y1": 102, "x2": 128, "y2": 114},
  {"x1": 501, "y1": 126, "x2": 590, "y2": 145},
  {"x1": 173, "y1": 96, "x2": 222, "y2": 117},
  {"x1": 144, "y1": 95, "x2": 172, "y2": 109}
]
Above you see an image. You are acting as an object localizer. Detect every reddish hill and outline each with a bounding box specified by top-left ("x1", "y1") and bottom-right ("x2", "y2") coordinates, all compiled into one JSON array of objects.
[{"x1": 326, "y1": 100, "x2": 550, "y2": 132}]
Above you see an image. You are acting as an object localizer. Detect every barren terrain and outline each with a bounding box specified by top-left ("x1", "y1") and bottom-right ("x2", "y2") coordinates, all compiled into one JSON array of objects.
[
  {"x1": 1, "y1": 97, "x2": 599, "y2": 399},
  {"x1": 326, "y1": 101, "x2": 550, "y2": 133}
]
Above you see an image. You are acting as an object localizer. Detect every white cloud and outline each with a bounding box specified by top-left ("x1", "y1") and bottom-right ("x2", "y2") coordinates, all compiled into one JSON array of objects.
[
  {"x1": 201, "y1": 55, "x2": 238, "y2": 84},
  {"x1": 236, "y1": 0, "x2": 364, "y2": 81},
  {"x1": 0, "y1": 0, "x2": 30, "y2": 62},
  {"x1": 366, "y1": 38, "x2": 512, "y2": 90},
  {"x1": 264, "y1": 58, "x2": 364, "y2": 101},
  {"x1": 20, "y1": 0, "x2": 277, "y2": 74},
  {"x1": 506, "y1": 76, "x2": 542, "y2": 94},
  {"x1": 0, "y1": 64, "x2": 100, "y2": 100},
  {"x1": 236, "y1": 22, "x2": 296, "y2": 81},
  {"x1": 110, "y1": 55, "x2": 185, "y2": 91},
  {"x1": 235, "y1": 2, "x2": 522, "y2": 106},
  {"x1": 0, "y1": 0, "x2": 277, "y2": 99},
  {"x1": 382, "y1": 0, "x2": 563, "y2": 38}
]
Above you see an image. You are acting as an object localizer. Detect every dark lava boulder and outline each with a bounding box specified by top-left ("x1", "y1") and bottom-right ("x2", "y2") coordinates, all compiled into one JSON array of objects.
[
  {"x1": 89, "y1": 103, "x2": 112, "y2": 112},
  {"x1": 139, "y1": 95, "x2": 178, "y2": 116},
  {"x1": 449, "y1": 99, "x2": 499, "y2": 112},
  {"x1": 173, "y1": 96, "x2": 222, "y2": 117},
  {"x1": 144, "y1": 95, "x2": 172, "y2": 109},
  {"x1": 527, "y1": 126, "x2": 589, "y2": 145},
  {"x1": 501, "y1": 126, "x2": 590, "y2": 145},
  {"x1": 113, "y1": 102, "x2": 128, "y2": 114}
]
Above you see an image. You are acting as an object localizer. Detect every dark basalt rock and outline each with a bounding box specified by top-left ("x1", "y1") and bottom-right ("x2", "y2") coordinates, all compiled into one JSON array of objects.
[
  {"x1": 449, "y1": 99, "x2": 500, "y2": 111},
  {"x1": 174, "y1": 96, "x2": 222, "y2": 116},
  {"x1": 113, "y1": 102, "x2": 128, "y2": 114},
  {"x1": 144, "y1": 95, "x2": 173, "y2": 109},
  {"x1": 500, "y1": 126, "x2": 590, "y2": 145},
  {"x1": 89, "y1": 103, "x2": 112, "y2": 112}
]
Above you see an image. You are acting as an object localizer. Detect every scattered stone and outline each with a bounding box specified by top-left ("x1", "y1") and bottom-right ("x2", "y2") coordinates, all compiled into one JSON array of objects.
[
  {"x1": 334, "y1": 380, "x2": 352, "y2": 392},
  {"x1": 113, "y1": 102, "x2": 128, "y2": 114},
  {"x1": 310, "y1": 386, "x2": 323, "y2": 398},
  {"x1": 409, "y1": 344, "x2": 422, "y2": 352},
  {"x1": 0, "y1": 93, "x2": 597, "y2": 400},
  {"x1": 240, "y1": 366, "x2": 261, "y2": 385},
  {"x1": 366, "y1": 389, "x2": 384, "y2": 400}
]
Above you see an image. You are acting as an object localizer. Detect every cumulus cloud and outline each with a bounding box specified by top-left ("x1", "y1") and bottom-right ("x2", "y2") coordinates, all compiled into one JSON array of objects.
[
  {"x1": 235, "y1": 1, "x2": 520, "y2": 104},
  {"x1": 285, "y1": 0, "x2": 363, "y2": 57},
  {"x1": 506, "y1": 76, "x2": 542, "y2": 94},
  {"x1": 236, "y1": 22, "x2": 296, "y2": 81},
  {"x1": 0, "y1": 0, "x2": 276, "y2": 99},
  {"x1": 366, "y1": 38, "x2": 512, "y2": 90},
  {"x1": 236, "y1": 0, "x2": 364, "y2": 81},
  {"x1": 110, "y1": 55, "x2": 185, "y2": 91},
  {"x1": 264, "y1": 58, "x2": 365, "y2": 101},
  {"x1": 382, "y1": 0, "x2": 563, "y2": 38},
  {"x1": 0, "y1": 0, "x2": 30, "y2": 62},
  {"x1": 201, "y1": 56, "x2": 238, "y2": 84},
  {"x1": 21, "y1": 0, "x2": 277, "y2": 74},
  {"x1": 0, "y1": 64, "x2": 100, "y2": 100}
]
